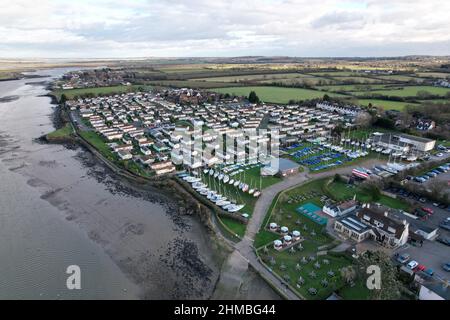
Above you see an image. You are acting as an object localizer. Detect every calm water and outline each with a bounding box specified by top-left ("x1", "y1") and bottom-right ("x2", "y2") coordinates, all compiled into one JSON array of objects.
[{"x1": 0, "y1": 68, "x2": 220, "y2": 299}]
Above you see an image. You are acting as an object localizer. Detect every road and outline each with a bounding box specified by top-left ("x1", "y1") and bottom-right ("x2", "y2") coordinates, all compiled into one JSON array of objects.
[{"x1": 221, "y1": 158, "x2": 386, "y2": 300}]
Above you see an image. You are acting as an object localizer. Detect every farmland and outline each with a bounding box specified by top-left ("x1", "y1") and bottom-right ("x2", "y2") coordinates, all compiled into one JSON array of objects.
[
  {"x1": 357, "y1": 99, "x2": 419, "y2": 111},
  {"x1": 53, "y1": 59, "x2": 450, "y2": 111},
  {"x1": 213, "y1": 86, "x2": 346, "y2": 103},
  {"x1": 354, "y1": 85, "x2": 450, "y2": 98},
  {"x1": 52, "y1": 85, "x2": 151, "y2": 100}
]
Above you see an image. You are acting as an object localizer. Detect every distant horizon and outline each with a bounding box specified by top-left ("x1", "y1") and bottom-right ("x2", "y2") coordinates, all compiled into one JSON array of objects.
[{"x1": 1, "y1": 54, "x2": 450, "y2": 61}]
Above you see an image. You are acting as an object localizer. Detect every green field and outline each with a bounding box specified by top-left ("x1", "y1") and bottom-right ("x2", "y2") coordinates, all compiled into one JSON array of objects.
[
  {"x1": 416, "y1": 72, "x2": 450, "y2": 79},
  {"x1": 213, "y1": 86, "x2": 346, "y2": 103},
  {"x1": 357, "y1": 99, "x2": 419, "y2": 111},
  {"x1": 317, "y1": 84, "x2": 391, "y2": 92},
  {"x1": 46, "y1": 123, "x2": 73, "y2": 139},
  {"x1": 192, "y1": 73, "x2": 304, "y2": 82},
  {"x1": 326, "y1": 181, "x2": 410, "y2": 211},
  {"x1": 53, "y1": 85, "x2": 150, "y2": 100},
  {"x1": 329, "y1": 76, "x2": 384, "y2": 84},
  {"x1": 372, "y1": 75, "x2": 424, "y2": 82},
  {"x1": 355, "y1": 85, "x2": 450, "y2": 98},
  {"x1": 306, "y1": 71, "x2": 357, "y2": 77},
  {"x1": 148, "y1": 80, "x2": 242, "y2": 88}
]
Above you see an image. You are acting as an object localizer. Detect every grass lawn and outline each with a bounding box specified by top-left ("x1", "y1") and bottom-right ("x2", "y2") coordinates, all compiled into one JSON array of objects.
[
  {"x1": 46, "y1": 123, "x2": 73, "y2": 139},
  {"x1": 52, "y1": 85, "x2": 150, "y2": 100},
  {"x1": 237, "y1": 166, "x2": 282, "y2": 189},
  {"x1": 259, "y1": 246, "x2": 352, "y2": 300},
  {"x1": 337, "y1": 280, "x2": 371, "y2": 300},
  {"x1": 255, "y1": 178, "x2": 331, "y2": 249},
  {"x1": 219, "y1": 216, "x2": 247, "y2": 238},
  {"x1": 327, "y1": 181, "x2": 410, "y2": 211},
  {"x1": 79, "y1": 130, "x2": 117, "y2": 162},
  {"x1": 212, "y1": 86, "x2": 346, "y2": 104}
]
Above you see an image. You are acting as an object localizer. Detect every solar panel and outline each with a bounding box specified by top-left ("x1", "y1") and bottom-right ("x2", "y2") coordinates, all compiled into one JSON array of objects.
[
  {"x1": 347, "y1": 217, "x2": 368, "y2": 229},
  {"x1": 342, "y1": 219, "x2": 362, "y2": 232}
]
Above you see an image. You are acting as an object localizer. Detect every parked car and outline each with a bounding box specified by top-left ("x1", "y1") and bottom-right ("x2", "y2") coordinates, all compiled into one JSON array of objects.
[
  {"x1": 442, "y1": 263, "x2": 450, "y2": 272},
  {"x1": 436, "y1": 153, "x2": 444, "y2": 157},
  {"x1": 432, "y1": 202, "x2": 439, "y2": 207},
  {"x1": 440, "y1": 219, "x2": 450, "y2": 231},
  {"x1": 422, "y1": 207, "x2": 434, "y2": 214},
  {"x1": 396, "y1": 253, "x2": 410, "y2": 264},
  {"x1": 419, "y1": 197, "x2": 427, "y2": 203},
  {"x1": 437, "y1": 237, "x2": 450, "y2": 246},
  {"x1": 415, "y1": 264, "x2": 426, "y2": 272},
  {"x1": 407, "y1": 260, "x2": 419, "y2": 270},
  {"x1": 424, "y1": 268, "x2": 434, "y2": 276}
]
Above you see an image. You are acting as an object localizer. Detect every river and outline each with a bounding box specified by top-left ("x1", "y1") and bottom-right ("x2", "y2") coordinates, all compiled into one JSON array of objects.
[{"x1": 0, "y1": 68, "x2": 221, "y2": 299}]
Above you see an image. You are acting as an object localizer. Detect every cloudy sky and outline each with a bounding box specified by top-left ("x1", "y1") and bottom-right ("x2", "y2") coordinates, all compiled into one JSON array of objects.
[{"x1": 1, "y1": 0, "x2": 449, "y2": 58}]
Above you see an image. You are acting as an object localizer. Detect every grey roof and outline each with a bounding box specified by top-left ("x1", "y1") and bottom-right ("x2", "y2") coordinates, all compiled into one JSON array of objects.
[
  {"x1": 337, "y1": 213, "x2": 371, "y2": 234},
  {"x1": 277, "y1": 158, "x2": 300, "y2": 171}
]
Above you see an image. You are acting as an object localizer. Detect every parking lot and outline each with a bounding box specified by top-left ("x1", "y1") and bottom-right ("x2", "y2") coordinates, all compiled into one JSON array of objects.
[{"x1": 395, "y1": 239, "x2": 450, "y2": 281}]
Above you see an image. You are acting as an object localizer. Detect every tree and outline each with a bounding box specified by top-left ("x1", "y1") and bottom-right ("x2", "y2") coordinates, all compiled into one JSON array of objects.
[
  {"x1": 248, "y1": 91, "x2": 260, "y2": 104},
  {"x1": 355, "y1": 111, "x2": 373, "y2": 128},
  {"x1": 60, "y1": 94, "x2": 67, "y2": 105},
  {"x1": 340, "y1": 266, "x2": 356, "y2": 284}
]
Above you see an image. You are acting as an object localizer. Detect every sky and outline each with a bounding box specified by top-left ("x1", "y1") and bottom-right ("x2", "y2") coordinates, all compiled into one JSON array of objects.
[{"x1": 1, "y1": 0, "x2": 449, "y2": 58}]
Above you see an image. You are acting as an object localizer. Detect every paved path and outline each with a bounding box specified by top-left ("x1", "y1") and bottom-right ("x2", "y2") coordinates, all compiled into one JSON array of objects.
[{"x1": 221, "y1": 158, "x2": 386, "y2": 300}]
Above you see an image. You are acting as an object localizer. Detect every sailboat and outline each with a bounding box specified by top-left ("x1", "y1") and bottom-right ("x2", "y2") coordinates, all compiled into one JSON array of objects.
[
  {"x1": 227, "y1": 204, "x2": 246, "y2": 212},
  {"x1": 248, "y1": 178, "x2": 255, "y2": 195}
]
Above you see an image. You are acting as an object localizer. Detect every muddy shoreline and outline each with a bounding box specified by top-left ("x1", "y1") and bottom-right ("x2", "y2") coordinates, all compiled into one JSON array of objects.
[{"x1": 39, "y1": 93, "x2": 234, "y2": 299}]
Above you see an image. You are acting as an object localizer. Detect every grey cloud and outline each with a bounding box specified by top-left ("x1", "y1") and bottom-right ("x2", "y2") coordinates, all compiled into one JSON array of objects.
[{"x1": 311, "y1": 11, "x2": 366, "y2": 30}]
